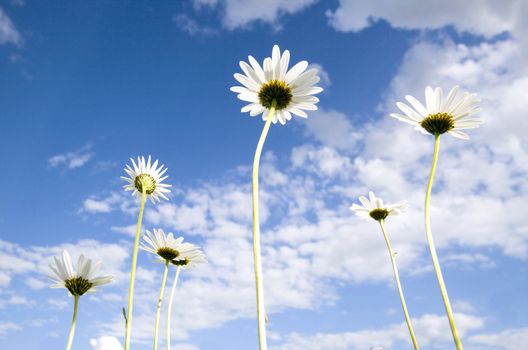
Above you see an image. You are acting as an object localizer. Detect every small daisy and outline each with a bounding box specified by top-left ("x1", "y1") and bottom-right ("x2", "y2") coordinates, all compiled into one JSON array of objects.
[
  {"x1": 140, "y1": 229, "x2": 195, "y2": 262},
  {"x1": 231, "y1": 44, "x2": 323, "y2": 125},
  {"x1": 390, "y1": 86, "x2": 482, "y2": 140},
  {"x1": 170, "y1": 244, "x2": 207, "y2": 269},
  {"x1": 49, "y1": 251, "x2": 113, "y2": 350},
  {"x1": 350, "y1": 191, "x2": 407, "y2": 222},
  {"x1": 121, "y1": 155, "x2": 171, "y2": 203},
  {"x1": 49, "y1": 250, "x2": 113, "y2": 296}
]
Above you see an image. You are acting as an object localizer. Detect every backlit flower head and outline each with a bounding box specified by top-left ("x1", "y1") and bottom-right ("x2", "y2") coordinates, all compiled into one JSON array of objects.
[
  {"x1": 170, "y1": 243, "x2": 207, "y2": 269},
  {"x1": 390, "y1": 86, "x2": 482, "y2": 140},
  {"x1": 49, "y1": 250, "x2": 113, "y2": 296},
  {"x1": 140, "y1": 229, "x2": 195, "y2": 262},
  {"x1": 231, "y1": 44, "x2": 323, "y2": 125},
  {"x1": 350, "y1": 191, "x2": 407, "y2": 222},
  {"x1": 121, "y1": 155, "x2": 171, "y2": 203}
]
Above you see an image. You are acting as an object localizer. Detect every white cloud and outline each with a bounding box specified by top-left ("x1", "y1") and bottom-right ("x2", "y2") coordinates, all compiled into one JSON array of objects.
[
  {"x1": 326, "y1": 0, "x2": 520, "y2": 37},
  {"x1": 48, "y1": 144, "x2": 94, "y2": 170},
  {"x1": 302, "y1": 108, "x2": 360, "y2": 150},
  {"x1": 81, "y1": 193, "x2": 123, "y2": 214},
  {"x1": 47, "y1": 298, "x2": 69, "y2": 310},
  {"x1": 274, "y1": 312, "x2": 485, "y2": 349},
  {"x1": 0, "y1": 322, "x2": 21, "y2": 337},
  {"x1": 25, "y1": 277, "x2": 48, "y2": 290},
  {"x1": 0, "y1": 7, "x2": 22, "y2": 46},
  {"x1": 90, "y1": 336, "x2": 124, "y2": 350},
  {"x1": 173, "y1": 14, "x2": 218, "y2": 36},
  {"x1": 470, "y1": 328, "x2": 528, "y2": 350},
  {"x1": 192, "y1": 0, "x2": 318, "y2": 30}
]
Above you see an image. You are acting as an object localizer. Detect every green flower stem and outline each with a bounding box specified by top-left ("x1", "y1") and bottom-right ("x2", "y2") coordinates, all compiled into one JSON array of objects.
[
  {"x1": 125, "y1": 189, "x2": 147, "y2": 350},
  {"x1": 153, "y1": 261, "x2": 170, "y2": 350},
  {"x1": 166, "y1": 266, "x2": 182, "y2": 350},
  {"x1": 378, "y1": 220, "x2": 420, "y2": 350},
  {"x1": 65, "y1": 295, "x2": 79, "y2": 350},
  {"x1": 425, "y1": 134, "x2": 463, "y2": 349},
  {"x1": 251, "y1": 101, "x2": 277, "y2": 350}
]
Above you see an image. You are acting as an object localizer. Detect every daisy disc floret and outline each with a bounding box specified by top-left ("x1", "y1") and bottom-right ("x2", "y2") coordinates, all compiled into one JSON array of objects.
[
  {"x1": 140, "y1": 229, "x2": 195, "y2": 262},
  {"x1": 390, "y1": 86, "x2": 482, "y2": 140},
  {"x1": 231, "y1": 44, "x2": 323, "y2": 125},
  {"x1": 170, "y1": 244, "x2": 207, "y2": 269},
  {"x1": 121, "y1": 155, "x2": 171, "y2": 203},
  {"x1": 49, "y1": 250, "x2": 113, "y2": 296},
  {"x1": 350, "y1": 191, "x2": 407, "y2": 222}
]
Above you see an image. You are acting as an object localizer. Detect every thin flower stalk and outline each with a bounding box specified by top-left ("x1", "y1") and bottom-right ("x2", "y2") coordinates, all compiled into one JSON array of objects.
[
  {"x1": 65, "y1": 295, "x2": 79, "y2": 350},
  {"x1": 251, "y1": 101, "x2": 276, "y2": 350},
  {"x1": 378, "y1": 220, "x2": 419, "y2": 350},
  {"x1": 166, "y1": 245, "x2": 206, "y2": 350},
  {"x1": 390, "y1": 86, "x2": 482, "y2": 350},
  {"x1": 153, "y1": 260, "x2": 170, "y2": 350},
  {"x1": 425, "y1": 135, "x2": 463, "y2": 349},
  {"x1": 166, "y1": 266, "x2": 181, "y2": 350},
  {"x1": 122, "y1": 157, "x2": 171, "y2": 350},
  {"x1": 350, "y1": 192, "x2": 416, "y2": 348},
  {"x1": 232, "y1": 45, "x2": 322, "y2": 349},
  {"x1": 124, "y1": 189, "x2": 147, "y2": 350}
]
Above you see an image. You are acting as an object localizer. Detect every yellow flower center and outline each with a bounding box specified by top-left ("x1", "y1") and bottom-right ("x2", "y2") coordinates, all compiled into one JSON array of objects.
[
  {"x1": 134, "y1": 173, "x2": 156, "y2": 194},
  {"x1": 171, "y1": 258, "x2": 190, "y2": 266},
  {"x1": 258, "y1": 80, "x2": 293, "y2": 110},
  {"x1": 420, "y1": 113, "x2": 455, "y2": 135},
  {"x1": 369, "y1": 208, "x2": 389, "y2": 221},
  {"x1": 65, "y1": 276, "x2": 93, "y2": 296},
  {"x1": 156, "y1": 247, "x2": 180, "y2": 261}
]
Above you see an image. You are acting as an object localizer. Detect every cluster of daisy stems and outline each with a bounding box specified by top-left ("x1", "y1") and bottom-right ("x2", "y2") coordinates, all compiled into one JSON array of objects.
[{"x1": 47, "y1": 44, "x2": 481, "y2": 350}]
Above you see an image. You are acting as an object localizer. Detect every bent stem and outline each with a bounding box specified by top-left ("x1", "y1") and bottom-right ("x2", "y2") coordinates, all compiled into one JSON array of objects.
[
  {"x1": 425, "y1": 134, "x2": 463, "y2": 349},
  {"x1": 166, "y1": 266, "x2": 182, "y2": 350},
  {"x1": 125, "y1": 189, "x2": 147, "y2": 350},
  {"x1": 153, "y1": 261, "x2": 169, "y2": 350},
  {"x1": 65, "y1": 295, "x2": 79, "y2": 350},
  {"x1": 251, "y1": 101, "x2": 277, "y2": 350},
  {"x1": 379, "y1": 220, "x2": 420, "y2": 350}
]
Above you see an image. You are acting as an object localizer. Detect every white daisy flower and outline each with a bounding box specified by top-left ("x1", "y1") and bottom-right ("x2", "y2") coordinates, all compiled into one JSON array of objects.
[
  {"x1": 350, "y1": 191, "x2": 407, "y2": 222},
  {"x1": 170, "y1": 243, "x2": 207, "y2": 269},
  {"x1": 121, "y1": 155, "x2": 171, "y2": 203},
  {"x1": 390, "y1": 86, "x2": 482, "y2": 140},
  {"x1": 140, "y1": 228, "x2": 195, "y2": 262},
  {"x1": 231, "y1": 44, "x2": 323, "y2": 125},
  {"x1": 49, "y1": 250, "x2": 113, "y2": 296}
]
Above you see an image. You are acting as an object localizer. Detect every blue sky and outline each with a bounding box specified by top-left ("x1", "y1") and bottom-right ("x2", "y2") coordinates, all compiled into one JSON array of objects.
[{"x1": 1, "y1": 1, "x2": 527, "y2": 350}]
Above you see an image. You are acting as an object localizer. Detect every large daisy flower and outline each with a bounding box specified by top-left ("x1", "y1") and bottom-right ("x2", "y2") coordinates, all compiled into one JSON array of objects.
[
  {"x1": 49, "y1": 250, "x2": 113, "y2": 296},
  {"x1": 350, "y1": 191, "x2": 407, "y2": 222},
  {"x1": 231, "y1": 44, "x2": 323, "y2": 125},
  {"x1": 121, "y1": 155, "x2": 171, "y2": 203},
  {"x1": 390, "y1": 86, "x2": 482, "y2": 140},
  {"x1": 140, "y1": 229, "x2": 195, "y2": 262},
  {"x1": 170, "y1": 243, "x2": 207, "y2": 269}
]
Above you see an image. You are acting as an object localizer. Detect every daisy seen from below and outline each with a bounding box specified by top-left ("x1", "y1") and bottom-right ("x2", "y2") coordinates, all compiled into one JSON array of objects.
[
  {"x1": 121, "y1": 155, "x2": 171, "y2": 350},
  {"x1": 140, "y1": 229, "x2": 195, "y2": 350},
  {"x1": 351, "y1": 192, "x2": 419, "y2": 350},
  {"x1": 166, "y1": 244, "x2": 206, "y2": 350},
  {"x1": 121, "y1": 155, "x2": 171, "y2": 203},
  {"x1": 390, "y1": 85, "x2": 482, "y2": 140},
  {"x1": 390, "y1": 86, "x2": 483, "y2": 350},
  {"x1": 231, "y1": 44, "x2": 323, "y2": 125},
  {"x1": 231, "y1": 44, "x2": 322, "y2": 350},
  {"x1": 49, "y1": 250, "x2": 113, "y2": 350}
]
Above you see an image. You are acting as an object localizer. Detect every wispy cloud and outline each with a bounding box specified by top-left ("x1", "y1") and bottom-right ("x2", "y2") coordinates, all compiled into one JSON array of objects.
[
  {"x1": 173, "y1": 14, "x2": 218, "y2": 36},
  {"x1": 0, "y1": 7, "x2": 22, "y2": 46},
  {"x1": 191, "y1": 0, "x2": 318, "y2": 30},
  {"x1": 48, "y1": 144, "x2": 94, "y2": 170}
]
